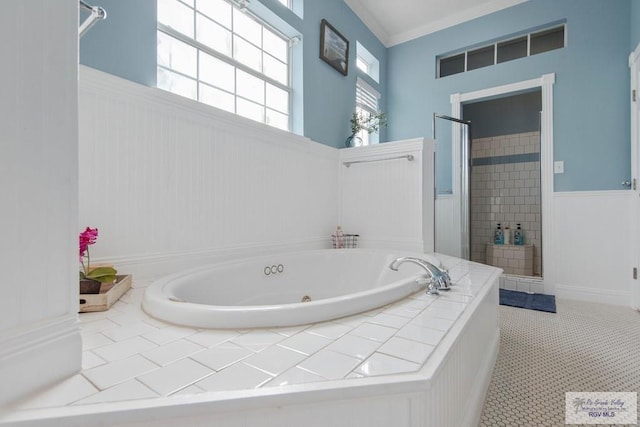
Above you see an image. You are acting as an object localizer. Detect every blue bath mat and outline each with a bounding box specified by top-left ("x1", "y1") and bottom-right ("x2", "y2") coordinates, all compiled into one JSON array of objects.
[{"x1": 499, "y1": 289, "x2": 556, "y2": 313}]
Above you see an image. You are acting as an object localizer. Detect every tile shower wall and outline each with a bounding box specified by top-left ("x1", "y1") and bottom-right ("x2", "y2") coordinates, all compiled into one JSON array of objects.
[{"x1": 470, "y1": 131, "x2": 542, "y2": 276}]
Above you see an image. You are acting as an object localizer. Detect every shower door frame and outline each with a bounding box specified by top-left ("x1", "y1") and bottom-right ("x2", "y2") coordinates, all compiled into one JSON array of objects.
[{"x1": 448, "y1": 74, "x2": 555, "y2": 292}]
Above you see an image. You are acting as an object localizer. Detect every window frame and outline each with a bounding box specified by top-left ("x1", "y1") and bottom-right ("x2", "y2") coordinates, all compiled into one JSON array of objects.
[
  {"x1": 437, "y1": 23, "x2": 566, "y2": 78},
  {"x1": 156, "y1": 0, "x2": 293, "y2": 131}
]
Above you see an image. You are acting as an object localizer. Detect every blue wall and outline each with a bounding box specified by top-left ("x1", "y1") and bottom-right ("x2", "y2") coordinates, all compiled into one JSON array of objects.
[
  {"x1": 463, "y1": 91, "x2": 542, "y2": 139},
  {"x1": 632, "y1": 0, "x2": 640, "y2": 50},
  {"x1": 387, "y1": 0, "x2": 631, "y2": 192},
  {"x1": 80, "y1": 0, "x2": 157, "y2": 87},
  {"x1": 79, "y1": 0, "x2": 387, "y2": 149},
  {"x1": 299, "y1": 0, "x2": 387, "y2": 147}
]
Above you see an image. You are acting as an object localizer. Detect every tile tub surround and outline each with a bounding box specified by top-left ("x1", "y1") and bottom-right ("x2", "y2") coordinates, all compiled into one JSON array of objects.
[
  {"x1": 470, "y1": 131, "x2": 542, "y2": 276},
  {"x1": 3, "y1": 255, "x2": 501, "y2": 427}
]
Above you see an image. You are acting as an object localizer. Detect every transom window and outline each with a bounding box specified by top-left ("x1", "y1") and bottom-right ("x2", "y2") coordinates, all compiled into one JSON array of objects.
[
  {"x1": 157, "y1": 0, "x2": 291, "y2": 130},
  {"x1": 437, "y1": 24, "x2": 565, "y2": 78}
]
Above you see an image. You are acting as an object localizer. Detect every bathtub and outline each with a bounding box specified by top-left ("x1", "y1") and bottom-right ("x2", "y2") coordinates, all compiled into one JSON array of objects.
[{"x1": 142, "y1": 249, "x2": 442, "y2": 329}]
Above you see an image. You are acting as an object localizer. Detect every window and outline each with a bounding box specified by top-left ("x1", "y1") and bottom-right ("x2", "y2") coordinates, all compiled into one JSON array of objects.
[
  {"x1": 467, "y1": 45, "x2": 494, "y2": 71},
  {"x1": 356, "y1": 41, "x2": 380, "y2": 83},
  {"x1": 437, "y1": 24, "x2": 565, "y2": 78},
  {"x1": 157, "y1": 0, "x2": 292, "y2": 131},
  {"x1": 355, "y1": 77, "x2": 381, "y2": 146},
  {"x1": 530, "y1": 26, "x2": 565, "y2": 55},
  {"x1": 497, "y1": 36, "x2": 527, "y2": 63},
  {"x1": 439, "y1": 53, "x2": 465, "y2": 78},
  {"x1": 277, "y1": 0, "x2": 291, "y2": 8}
]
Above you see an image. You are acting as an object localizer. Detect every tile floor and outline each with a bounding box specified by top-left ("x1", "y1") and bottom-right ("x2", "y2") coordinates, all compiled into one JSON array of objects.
[
  {"x1": 8, "y1": 255, "x2": 496, "y2": 415},
  {"x1": 479, "y1": 298, "x2": 640, "y2": 426}
]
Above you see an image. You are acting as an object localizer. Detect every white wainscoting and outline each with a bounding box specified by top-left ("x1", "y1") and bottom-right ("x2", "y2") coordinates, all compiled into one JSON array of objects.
[
  {"x1": 550, "y1": 191, "x2": 633, "y2": 306},
  {"x1": 436, "y1": 189, "x2": 634, "y2": 306},
  {"x1": 0, "y1": 0, "x2": 81, "y2": 406},
  {"x1": 339, "y1": 139, "x2": 435, "y2": 252},
  {"x1": 79, "y1": 67, "x2": 339, "y2": 279}
]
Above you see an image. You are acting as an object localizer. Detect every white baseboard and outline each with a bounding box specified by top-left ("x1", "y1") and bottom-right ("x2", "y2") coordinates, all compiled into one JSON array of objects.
[
  {"x1": 0, "y1": 315, "x2": 81, "y2": 407},
  {"x1": 555, "y1": 284, "x2": 631, "y2": 307}
]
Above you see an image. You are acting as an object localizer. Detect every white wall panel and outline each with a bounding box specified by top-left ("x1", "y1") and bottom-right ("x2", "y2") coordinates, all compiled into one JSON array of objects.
[
  {"x1": 550, "y1": 191, "x2": 633, "y2": 305},
  {"x1": 339, "y1": 139, "x2": 435, "y2": 252},
  {"x1": 0, "y1": 0, "x2": 81, "y2": 406},
  {"x1": 79, "y1": 67, "x2": 339, "y2": 278}
]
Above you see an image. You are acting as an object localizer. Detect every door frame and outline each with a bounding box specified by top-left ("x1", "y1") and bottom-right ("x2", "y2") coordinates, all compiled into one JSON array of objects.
[
  {"x1": 629, "y1": 43, "x2": 640, "y2": 310},
  {"x1": 450, "y1": 73, "x2": 555, "y2": 291}
]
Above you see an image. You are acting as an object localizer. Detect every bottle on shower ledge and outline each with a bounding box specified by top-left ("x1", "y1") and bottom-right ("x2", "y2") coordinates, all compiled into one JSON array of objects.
[
  {"x1": 514, "y1": 223, "x2": 524, "y2": 245},
  {"x1": 494, "y1": 223, "x2": 504, "y2": 245}
]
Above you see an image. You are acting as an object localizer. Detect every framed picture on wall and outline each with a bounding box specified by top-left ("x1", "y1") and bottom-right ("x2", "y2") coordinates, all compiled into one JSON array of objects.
[{"x1": 320, "y1": 19, "x2": 349, "y2": 76}]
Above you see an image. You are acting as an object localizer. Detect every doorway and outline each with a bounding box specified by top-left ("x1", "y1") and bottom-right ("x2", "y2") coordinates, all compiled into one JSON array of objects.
[
  {"x1": 464, "y1": 90, "x2": 543, "y2": 278},
  {"x1": 434, "y1": 74, "x2": 556, "y2": 293}
]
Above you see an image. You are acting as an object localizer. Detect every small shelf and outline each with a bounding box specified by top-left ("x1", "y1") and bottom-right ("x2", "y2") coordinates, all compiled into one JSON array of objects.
[{"x1": 486, "y1": 243, "x2": 533, "y2": 276}]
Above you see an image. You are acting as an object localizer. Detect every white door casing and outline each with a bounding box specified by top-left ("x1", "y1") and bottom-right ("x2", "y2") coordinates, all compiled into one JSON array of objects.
[
  {"x1": 630, "y1": 42, "x2": 640, "y2": 311},
  {"x1": 450, "y1": 74, "x2": 555, "y2": 292}
]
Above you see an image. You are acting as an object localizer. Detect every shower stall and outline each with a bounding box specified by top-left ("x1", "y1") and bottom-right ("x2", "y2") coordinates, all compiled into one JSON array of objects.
[{"x1": 434, "y1": 90, "x2": 543, "y2": 279}]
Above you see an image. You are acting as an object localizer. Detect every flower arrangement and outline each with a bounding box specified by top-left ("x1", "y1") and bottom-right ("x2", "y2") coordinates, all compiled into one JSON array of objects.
[
  {"x1": 79, "y1": 227, "x2": 117, "y2": 283},
  {"x1": 350, "y1": 111, "x2": 388, "y2": 136}
]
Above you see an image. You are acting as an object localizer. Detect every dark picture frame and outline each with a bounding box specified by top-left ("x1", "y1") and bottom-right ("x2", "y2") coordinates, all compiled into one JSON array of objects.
[{"x1": 319, "y1": 19, "x2": 349, "y2": 76}]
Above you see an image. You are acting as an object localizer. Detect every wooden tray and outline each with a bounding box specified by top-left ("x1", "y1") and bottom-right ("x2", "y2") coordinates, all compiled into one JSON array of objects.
[{"x1": 79, "y1": 274, "x2": 132, "y2": 313}]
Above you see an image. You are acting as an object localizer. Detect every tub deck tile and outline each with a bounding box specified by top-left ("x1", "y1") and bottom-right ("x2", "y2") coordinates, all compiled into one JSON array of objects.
[{"x1": 8, "y1": 254, "x2": 501, "y2": 419}]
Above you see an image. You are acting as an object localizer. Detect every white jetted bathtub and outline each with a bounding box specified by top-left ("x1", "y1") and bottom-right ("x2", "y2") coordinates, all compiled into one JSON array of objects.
[{"x1": 142, "y1": 249, "x2": 442, "y2": 328}]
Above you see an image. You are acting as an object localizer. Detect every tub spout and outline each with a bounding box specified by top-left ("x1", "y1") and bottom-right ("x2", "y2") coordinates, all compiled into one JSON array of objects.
[{"x1": 389, "y1": 257, "x2": 452, "y2": 295}]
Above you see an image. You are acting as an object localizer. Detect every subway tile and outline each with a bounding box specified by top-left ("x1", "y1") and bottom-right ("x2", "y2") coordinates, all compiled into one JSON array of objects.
[
  {"x1": 277, "y1": 332, "x2": 333, "y2": 356},
  {"x1": 73, "y1": 379, "x2": 157, "y2": 405},
  {"x1": 306, "y1": 322, "x2": 351, "y2": 340},
  {"x1": 17, "y1": 374, "x2": 98, "y2": 409},
  {"x1": 242, "y1": 345, "x2": 307, "y2": 376},
  {"x1": 93, "y1": 336, "x2": 157, "y2": 362},
  {"x1": 101, "y1": 322, "x2": 159, "y2": 342},
  {"x1": 83, "y1": 356, "x2": 159, "y2": 390},
  {"x1": 185, "y1": 330, "x2": 240, "y2": 348},
  {"x1": 265, "y1": 367, "x2": 326, "y2": 387},
  {"x1": 377, "y1": 337, "x2": 434, "y2": 365},
  {"x1": 82, "y1": 332, "x2": 114, "y2": 351},
  {"x1": 190, "y1": 341, "x2": 252, "y2": 371},
  {"x1": 230, "y1": 330, "x2": 285, "y2": 352},
  {"x1": 355, "y1": 352, "x2": 420, "y2": 377},
  {"x1": 297, "y1": 350, "x2": 361, "y2": 380},
  {"x1": 137, "y1": 358, "x2": 213, "y2": 396},
  {"x1": 196, "y1": 363, "x2": 272, "y2": 392},
  {"x1": 142, "y1": 326, "x2": 196, "y2": 345},
  {"x1": 142, "y1": 339, "x2": 205, "y2": 367}
]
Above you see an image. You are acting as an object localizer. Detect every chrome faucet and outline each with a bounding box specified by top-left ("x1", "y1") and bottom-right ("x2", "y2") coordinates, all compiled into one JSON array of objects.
[{"x1": 389, "y1": 256, "x2": 452, "y2": 295}]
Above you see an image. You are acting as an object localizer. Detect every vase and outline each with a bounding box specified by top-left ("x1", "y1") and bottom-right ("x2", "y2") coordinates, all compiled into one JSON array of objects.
[{"x1": 345, "y1": 134, "x2": 362, "y2": 148}]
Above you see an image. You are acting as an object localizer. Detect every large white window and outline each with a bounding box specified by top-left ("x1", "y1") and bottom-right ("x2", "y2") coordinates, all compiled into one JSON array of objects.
[
  {"x1": 157, "y1": 0, "x2": 291, "y2": 130},
  {"x1": 355, "y1": 77, "x2": 381, "y2": 146}
]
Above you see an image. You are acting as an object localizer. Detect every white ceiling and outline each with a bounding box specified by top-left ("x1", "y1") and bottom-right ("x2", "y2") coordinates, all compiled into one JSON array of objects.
[{"x1": 344, "y1": 0, "x2": 528, "y2": 47}]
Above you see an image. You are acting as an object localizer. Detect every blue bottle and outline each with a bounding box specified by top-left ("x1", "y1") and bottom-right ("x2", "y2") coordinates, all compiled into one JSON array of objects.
[
  {"x1": 514, "y1": 223, "x2": 524, "y2": 245},
  {"x1": 494, "y1": 223, "x2": 504, "y2": 245}
]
